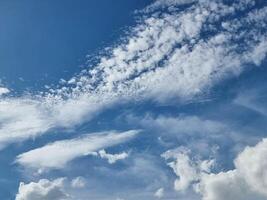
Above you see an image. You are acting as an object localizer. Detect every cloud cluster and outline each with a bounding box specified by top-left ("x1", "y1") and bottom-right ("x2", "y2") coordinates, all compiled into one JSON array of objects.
[
  {"x1": 16, "y1": 130, "x2": 139, "y2": 171},
  {"x1": 163, "y1": 138, "x2": 267, "y2": 200},
  {"x1": 0, "y1": 0, "x2": 266, "y2": 149},
  {"x1": 199, "y1": 139, "x2": 267, "y2": 200}
]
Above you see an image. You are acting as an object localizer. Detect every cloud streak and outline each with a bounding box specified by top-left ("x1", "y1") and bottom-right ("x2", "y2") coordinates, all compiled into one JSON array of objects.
[{"x1": 16, "y1": 130, "x2": 139, "y2": 171}]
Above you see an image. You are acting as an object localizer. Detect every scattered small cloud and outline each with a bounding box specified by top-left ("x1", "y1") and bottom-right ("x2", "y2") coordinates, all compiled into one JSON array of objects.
[
  {"x1": 98, "y1": 149, "x2": 129, "y2": 164},
  {"x1": 71, "y1": 177, "x2": 87, "y2": 189},
  {"x1": 154, "y1": 187, "x2": 164, "y2": 199}
]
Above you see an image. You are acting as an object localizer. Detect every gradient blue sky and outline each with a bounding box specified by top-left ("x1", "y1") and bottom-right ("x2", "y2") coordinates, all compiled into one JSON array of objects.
[
  {"x1": 1, "y1": 1, "x2": 267, "y2": 200},
  {"x1": 0, "y1": 0, "x2": 151, "y2": 91}
]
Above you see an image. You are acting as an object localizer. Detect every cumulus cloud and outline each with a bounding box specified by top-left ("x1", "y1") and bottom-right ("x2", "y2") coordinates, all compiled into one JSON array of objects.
[
  {"x1": 199, "y1": 170, "x2": 266, "y2": 200},
  {"x1": 16, "y1": 130, "x2": 139, "y2": 171},
  {"x1": 234, "y1": 139, "x2": 267, "y2": 196},
  {"x1": 0, "y1": 0, "x2": 266, "y2": 149},
  {"x1": 16, "y1": 178, "x2": 69, "y2": 200},
  {"x1": 165, "y1": 138, "x2": 267, "y2": 200},
  {"x1": 199, "y1": 138, "x2": 267, "y2": 200}
]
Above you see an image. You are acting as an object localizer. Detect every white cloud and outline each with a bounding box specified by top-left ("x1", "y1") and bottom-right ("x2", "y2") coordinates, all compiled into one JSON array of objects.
[
  {"x1": 132, "y1": 114, "x2": 260, "y2": 154},
  {"x1": 234, "y1": 139, "x2": 267, "y2": 196},
  {"x1": 170, "y1": 138, "x2": 267, "y2": 200},
  {"x1": 234, "y1": 88, "x2": 267, "y2": 116},
  {"x1": 0, "y1": 0, "x2": 266, "y2": 149},
  {"x1": 162, "y1": 139, "x2": 267, "y2": 199},
  {"x1": 0, "y1": 99, "x2": 52, "y2": 149},
  {"x1": 98, "y1": 149, "x2": 129, "y2": 164},
  {"x1": 71, "y1": 177, "x2": 87, "y2": 189},
  {"x1": 161, "y1": 139, "x2": 267, "y2": 199},
  {"x1": 0, "y1": 87, "x2": 9, "y2": 96},
  {"x1": 199, "y1": 170, "x2": 265, "y2": 200},
  {"x1": 162, "y1": 147, "x2": 214, "y2": 192},
  {"x1": 154, "y1": 187, "x2": 164, "y2": 199},
  {"x1": 163, "y1": 149, "x2": 198, "y2": 191},
  {"x1": 16, "y1": 130, "x2": 139, "y2": 171},
  {"x1": 138, "y1": 115, "x2": 225, "y2": 136},
  {"x1": 143, "y1": 0, "x2": 197, "y2": 13},
  {"x1": 16, "y1": 178, "x2": 69, "y2": 200}
]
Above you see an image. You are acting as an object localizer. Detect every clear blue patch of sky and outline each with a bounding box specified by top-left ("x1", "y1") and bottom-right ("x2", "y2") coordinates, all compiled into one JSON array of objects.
[{"x1": 0, "y1": 0, "x2": 152, "y2": 92}]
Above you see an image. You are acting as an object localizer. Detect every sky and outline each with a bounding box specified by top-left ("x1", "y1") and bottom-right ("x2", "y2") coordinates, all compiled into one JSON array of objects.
[{"x1": 0, "y1": 0, "x2": 267, "y2": 200}]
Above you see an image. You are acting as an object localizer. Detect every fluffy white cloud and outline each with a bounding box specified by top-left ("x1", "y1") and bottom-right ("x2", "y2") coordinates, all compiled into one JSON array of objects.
[
  {"x1": 162, "y1": 139, "x2": 267, "y2": 199},
  {"x1": 234, "y1": 139, "x2": 267, "y2": 196},
  {"x1": 197, "y1": 139, "x2": 267, "y2": 200},
  {"x1": 0, "y1": 0, "x2": 266, "y2": 149},
  {"x1": 163, "y1": 139, "x2": 267, "y2": 199},
  {"x1": 98, "y1": 149, "x2": 129, "y2": 164},
  {"x1": 16, "y1": 130, "x2": 139, "y2": 170},
  {"x1": 199, "y1": 170, "x2": 266, "y2": 200},
  {"x1": 16, "y1": 178, "x2": 69, "y2": 200}
]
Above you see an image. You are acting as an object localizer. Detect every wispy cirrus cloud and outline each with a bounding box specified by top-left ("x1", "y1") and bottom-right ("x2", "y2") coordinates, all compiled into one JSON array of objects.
[
  {"x1": 234, "y1": 88, "x2": 267, "y2": 116},
  {"x1": 16, "y1": 130, "x2": 139, "y2": 171}
]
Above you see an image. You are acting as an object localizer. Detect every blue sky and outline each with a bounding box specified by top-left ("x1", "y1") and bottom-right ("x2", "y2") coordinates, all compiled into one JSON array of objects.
[
  {"x1": 0, "y1": 0, "x2": 151, "y2": 91},
  {"x1": 1, "y1": 0, "x2": 267, "y2": 200}
]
